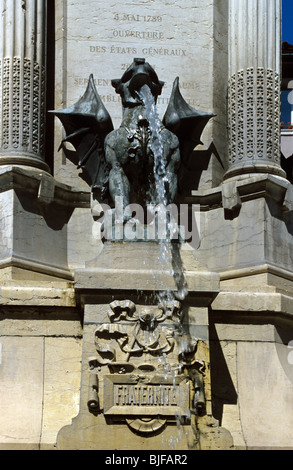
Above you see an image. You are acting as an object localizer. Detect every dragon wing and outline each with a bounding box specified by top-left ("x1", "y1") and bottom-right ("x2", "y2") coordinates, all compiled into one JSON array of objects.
[
  {"x1": 50, "y1": 75, "x2": 114, "y2": 194},
  {"x1": 163, "y1": 77, "x2": 215, "y2": 189}
]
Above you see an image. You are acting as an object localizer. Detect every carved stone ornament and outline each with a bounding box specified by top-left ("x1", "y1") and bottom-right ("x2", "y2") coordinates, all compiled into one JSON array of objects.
[
  {"x1": 228, "y1": 67, "x2": 280, "y2": 165},
  {"x1": 87, "y1": 300, "x2": 206, "y2": 435},
  {"x1": 94, "y1": 299, "x2": 182, "y2": 362},
  {"x1": 0, "y1": 0, "x2": 47, "y2": 165}
]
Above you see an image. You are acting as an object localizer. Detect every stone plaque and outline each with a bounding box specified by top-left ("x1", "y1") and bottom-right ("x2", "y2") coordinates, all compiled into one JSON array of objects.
[
  {"x1": 63, "y1": 0, "x2": 213, "y2": 125},
  {"x1": 103, "y1": 373, "x2": 190, "y2": 419},
  {"x1": 54, "y1": 0, "x2": 221, "y2": 188},
  {"x1": 85, "y1": 299, "x2": 207, "y2": 434}
]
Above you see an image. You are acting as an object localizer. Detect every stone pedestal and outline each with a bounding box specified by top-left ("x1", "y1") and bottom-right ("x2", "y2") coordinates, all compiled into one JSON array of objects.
[
  {"x1": 190, "y1": 173, "x2": 293, "y2": 279},
  {"x1": 0, "y1": 166, "x2": 88, "y2": 282},
  {"x1": 0, "y1": 0, "x2": 49, "y2": 172},
  {"x1": 56, "y1": 240, "x2": 233, "y2": 450}
]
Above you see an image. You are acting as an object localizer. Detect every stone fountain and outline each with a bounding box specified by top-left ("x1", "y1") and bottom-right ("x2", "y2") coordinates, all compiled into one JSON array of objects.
[{"x1": 52, "y1": 59, "x2": 232, "y2": 450}]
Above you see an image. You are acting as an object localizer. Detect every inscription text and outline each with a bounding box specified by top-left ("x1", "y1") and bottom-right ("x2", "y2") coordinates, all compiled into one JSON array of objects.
[{"x1": 115, "y1": 384, "x2": 178, "y2": 407}]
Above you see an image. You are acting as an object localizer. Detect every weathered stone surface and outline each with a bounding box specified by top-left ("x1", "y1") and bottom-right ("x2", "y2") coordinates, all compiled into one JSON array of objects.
[
  {"x1": 67, "y1": 207, "x2": 103, "y2": 271},
  {"x1": 0, "y1": 281, "x2": 76, "y2": 307},
  {"x1": 237, "y1": 341, "x2": 293, "y2": 449},
  {"x1": 41, "y1": 338, "x2": 82, "y2": 449},
  {"x1": 191, "y1": 175, "x2": 293, "y2": 279},
  {"x1": 0, "y1": 335, "x2": 82, "y2": 450},
  {"x1": 0, "y1": 307, "x2": 82, "y2": 337},
  {"x1": 210, "y1": 319, "x2": 293, "y2": 450},
  {"x1": 208, "y1": 339, "x2": 246, "y2": 449},
  {"x1": 212, "y1": 291, "x2": 293, "y2": 316},
  {"x1": 0, "y1": 337, "x2": 44, "y2": 450},
  {"x1": 57, "y1": 414, "x2": 199, "y2": 450},
  {"x1": 197, "y1": 416, "x2": 234, "y2": 450},
  {"x1": 75, "y1": 241, "x2": 219, "y2": 305},
  {"x1": 0, "y1": 166, "x2": 89, "y2": 281}
]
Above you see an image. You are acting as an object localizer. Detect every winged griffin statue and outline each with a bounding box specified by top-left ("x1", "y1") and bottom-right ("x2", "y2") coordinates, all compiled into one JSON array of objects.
[{"x1": 51, "y1": 58, "x2": 214, "y2": 210}]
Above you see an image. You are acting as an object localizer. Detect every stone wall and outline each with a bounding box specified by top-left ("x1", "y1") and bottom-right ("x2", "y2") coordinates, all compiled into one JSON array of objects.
[
  {"x1": 2, "y1": 305, "x2": 293, "y2": 449},
  {"x1": 210, "y1": 314, "x2": 293, "y2": 450},
  {"x1": 1, "y1": 0, "x2": 293, "y2": 451},
  {"x1": 0, "y1": 304, "x2": 82, "y2": 450}
]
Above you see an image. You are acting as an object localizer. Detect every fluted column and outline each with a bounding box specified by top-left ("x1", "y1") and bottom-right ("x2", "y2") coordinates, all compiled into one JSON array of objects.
[
  {"x1": 0, "y1": 0, "x2": 49, "y2": 171},
  {"x1": 225, "y1": 0, "x2": 286, "y2": 179}
]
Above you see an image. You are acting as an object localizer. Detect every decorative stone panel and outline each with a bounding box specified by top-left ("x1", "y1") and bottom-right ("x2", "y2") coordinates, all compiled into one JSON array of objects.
[
  {"x1": 0, "y1": 0, "x2": 49, "y2": 171},
  {"x1": 226, "y1": 0, "x2": 285, "y2": 179}
]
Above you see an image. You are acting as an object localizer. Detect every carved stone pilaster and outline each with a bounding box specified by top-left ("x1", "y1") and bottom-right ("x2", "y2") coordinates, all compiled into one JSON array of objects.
[
  {"x1": 0, "y1": 0, "x2": 49, "y2": 172},
  {"x1": 225, "y1": 0, "x2": 285, "y2": 180}
]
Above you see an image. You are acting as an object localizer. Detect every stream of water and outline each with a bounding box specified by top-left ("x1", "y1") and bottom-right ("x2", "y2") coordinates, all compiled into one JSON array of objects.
[
  {"x1": 138, "y1": 85, "x2": 168, "y2": 206},
  {"x1": 138, "y1": 85, "x2": 188, "y2": 304},
  {"x1": 138, "y1": 85, "x2": 191, "y2": 448}
]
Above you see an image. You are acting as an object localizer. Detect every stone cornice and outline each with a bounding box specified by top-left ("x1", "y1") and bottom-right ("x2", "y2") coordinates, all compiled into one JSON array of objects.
[
  {"x1": 211, "y1": 290, "x2": 293, "y2": 318},
  {"x1": 0, "y1": 166, "x2": 90, "y2": 208},
  {"x1": 187, "y1": 174, "x2": 292, "y2": 213}
]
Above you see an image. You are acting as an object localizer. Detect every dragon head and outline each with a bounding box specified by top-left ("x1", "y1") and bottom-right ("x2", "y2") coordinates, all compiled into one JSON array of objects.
[{"x1": 111, "y1": 58, "x2": 164, "y2": 108}]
